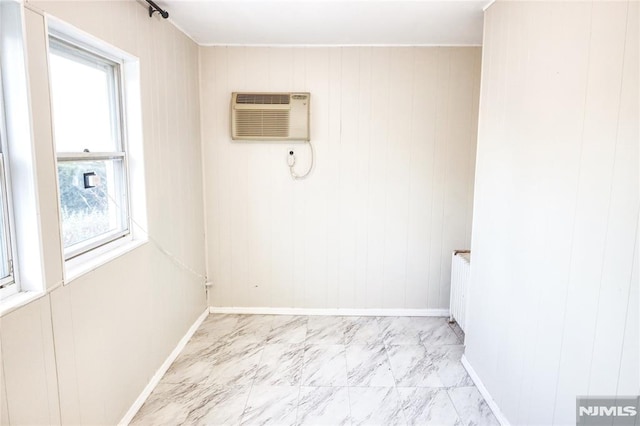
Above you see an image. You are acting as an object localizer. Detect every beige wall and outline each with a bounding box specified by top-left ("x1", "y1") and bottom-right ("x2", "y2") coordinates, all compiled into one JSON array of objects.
[
  {"x1": 0, "y1": 1, "x2": 206, "y2": 424},
  {"x1": 466, "y1": 1, "x2": 638, "y2": 424},
  {"x1": 201, "y1": 46, "x2": 481, "y2": 310}
]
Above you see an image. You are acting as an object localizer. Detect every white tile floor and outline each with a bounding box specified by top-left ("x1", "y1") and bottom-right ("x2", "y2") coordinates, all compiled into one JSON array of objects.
[{"x1": 131, "y1": 314, "x2": 498, "y2": 425}]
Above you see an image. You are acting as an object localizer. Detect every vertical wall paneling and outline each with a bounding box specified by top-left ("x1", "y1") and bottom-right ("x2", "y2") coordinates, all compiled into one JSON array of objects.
[
  {"x1": 365, "y1": 47, "x2": 390, "y2": 309},
  {"x1": 48, "y1": 288, "x2": 81, "y2": 425},
  {"x1": 0, "y1": 357, "x2": 8, "y2": 425},
  {"x1": 426, "y1": 48, "x2": 452, "y2": 310},
  {"x1": 0, "y1": 298, "x2": 60, "y2": 425},
  {"x1": 337, "y1": 47, "x2": 359, "y2": 309},
  {"x1": 613, "y1": 1, "x2": 640, "y2": 398},
  {"x1": 0, "y1": 1, "x2": 207, "y2": 424},
  {"x1": 465, "y1": 1, "x2": 639, "y2": 424},
  {"x1": 245, "y1": 47, "x2": 272, "y2": 307},
  {"x1": 325, "y1": 47, "x2": 343, "y2": 308},
  {"x1": 200, "y1": 46, "x2": 481, "y2": 310},
  {"x1": 205, "y1": 46, "x2": 230, "y2": 306},
  {"x1": 353, "y1": 47, "x2": 372, "y2": 309},
  {"x1": 616, "y1": 230, "x2": 639, "y2": 396},
  {"x1": 405, "y1": 49, "x2": 436, "y2": 309},
  {"x1": 381, "y1": 47, "x2": 413, "y2": 309},
  {"x1": 228, "y1": 48, "x2": 251, "y2": 307},
  {"x1": 553, "y1": 0, "x2": 630, "y2": 414},
  {"x1": 301, "y1": 47, "x2": 329, "y2": 308},
  {"x1": 586, "y1": 0, "x2": 639, "y2": 397}
]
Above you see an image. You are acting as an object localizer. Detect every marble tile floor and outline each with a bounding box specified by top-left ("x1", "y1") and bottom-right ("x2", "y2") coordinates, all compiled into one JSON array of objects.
[{"x1": 131, "y1": 314, "x2": 498, "y2": 426}]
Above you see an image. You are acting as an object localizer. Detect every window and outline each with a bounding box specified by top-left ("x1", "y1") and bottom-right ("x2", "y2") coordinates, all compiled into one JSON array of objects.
[
  {"x1": 0, "y1": 75, "x2": 17, "y2": 299},
  {"x1": 49, "y1": 36, "x2": 130, "y2": 260},
  {"x1": 0, "y1": 0, "x2": 44, "y2": 305}
]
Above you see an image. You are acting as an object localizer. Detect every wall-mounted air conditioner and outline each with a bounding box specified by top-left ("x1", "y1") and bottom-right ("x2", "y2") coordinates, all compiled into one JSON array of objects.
[{"x1": 231, "y1": 92, "x2": 310, "y2": 141}]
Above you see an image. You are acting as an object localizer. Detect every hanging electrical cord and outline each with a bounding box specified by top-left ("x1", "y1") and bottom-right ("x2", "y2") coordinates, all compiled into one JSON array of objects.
[
  {"x1": 131, "y1": 220, "x2": 206, "y2": 282},
  {"x1": 287, "y1": 140, "x2": 315, "y2": 180},
  {"x1": 99, "y1": 187, "x2": 206, "y2": 284}
]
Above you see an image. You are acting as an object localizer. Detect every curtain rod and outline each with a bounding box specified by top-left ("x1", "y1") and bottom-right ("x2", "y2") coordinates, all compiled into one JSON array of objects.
[{"x1": 146, "y1": 0, "x2": 169, "y2": 19}]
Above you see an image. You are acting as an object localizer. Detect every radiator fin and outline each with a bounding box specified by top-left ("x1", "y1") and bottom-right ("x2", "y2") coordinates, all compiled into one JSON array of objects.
[{"x1": 450, "y1": 251, "x2": 471, "y2": 333}]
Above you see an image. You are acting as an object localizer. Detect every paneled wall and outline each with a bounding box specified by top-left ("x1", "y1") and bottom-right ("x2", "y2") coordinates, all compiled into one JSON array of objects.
[
  {"x1": 0, "y1": 1, "x2": 206, "y2": 424},
  {"x1": 200, "y1": 46, "x2": 481, "y2": 310},
  {"x1": 466, "y1": 1, "x2": 638, "y2": 424}
]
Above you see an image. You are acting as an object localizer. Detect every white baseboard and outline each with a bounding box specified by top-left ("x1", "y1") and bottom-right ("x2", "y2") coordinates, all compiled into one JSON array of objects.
[
  {"x1": 118, "y1": 308, "x2": 209, "y2": 426},
  {"x1": 209, "y1": 306, "x2": 449, "y2": 317},
  {"x1": 461, "y1": 354, "x2": 511, "y2": 426}
]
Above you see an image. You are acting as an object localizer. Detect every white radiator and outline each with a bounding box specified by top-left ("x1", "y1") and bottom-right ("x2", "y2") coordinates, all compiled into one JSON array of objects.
[{"x1": 449, "y1": 250, "x2": 471, "y2": 332}]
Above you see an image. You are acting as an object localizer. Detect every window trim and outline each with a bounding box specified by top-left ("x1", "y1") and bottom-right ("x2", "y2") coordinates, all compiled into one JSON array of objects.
[
  {"x1": 0, "y1": 63, "x2": 19, "y2": 300},
  {"x1": 48, "y1": 32, "x2": 133, "y2": 261},
  {"x1": 0, "y1": 158, "x2": 17, "y2": 297},
  {"x1": 45, "y1": 14, "x2": 148, "y2": 285},
  {"x1": 0, "y1": 0, "x2": 46, "y2": 305},
  {"x1": 0, "y1": 155, "x2": 14, "y2": 286}
]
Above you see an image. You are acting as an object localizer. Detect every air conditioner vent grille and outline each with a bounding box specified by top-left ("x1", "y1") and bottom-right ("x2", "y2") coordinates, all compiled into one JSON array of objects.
[
  {"x1": 236, "y1": 93, "x2": 290, "y2": 105},
  {"x1": 235, "y1": 110, "x2": 290, "y2": 138}
]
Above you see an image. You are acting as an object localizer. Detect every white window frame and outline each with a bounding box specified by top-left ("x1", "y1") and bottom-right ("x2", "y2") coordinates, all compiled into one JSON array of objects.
[
  {"x1": 48, "y1": 34, "x2": 132, "y2": 260},
  {"x1": 46, "y1": 17, "x2": 148, "y2": 283},
  {"x1": 0, "y1": 67, "x2": 19, "y2": 300},
  {"x1": 0, "y1": 0, "x2": 47, "y2": 312}
]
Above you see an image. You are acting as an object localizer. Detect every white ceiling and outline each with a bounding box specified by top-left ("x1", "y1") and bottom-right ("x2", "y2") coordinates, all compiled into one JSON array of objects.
[{"x1": 160, "y1": 1, "x2": 490, "y2": 46}]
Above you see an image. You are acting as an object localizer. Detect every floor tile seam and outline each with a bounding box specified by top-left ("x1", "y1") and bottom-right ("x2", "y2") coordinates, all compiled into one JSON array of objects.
[
  {"x1": 238, "y1": 340, "x2": 267, "y2": 423},
  {"x1": 381, "y1": 339, "x2": 410, "y2": 426},
  {"x1": 444, "y1": 386, "x2": 465, "y2": 425},
  {"x1": 422, "y1": 341, "x2": 472, "y2": 389},
  {"x1": 293, "y1": 381, "x2": 303, "y2": 425},
  {"x1": 298, "y1": 317, "x2": 311, "y2": 405},
  {"x1": 296, "y1": 315, "x2": 328, "y2": 424},
  {"x1": 347, "y1": 384, "x2": 401, "y2": 388},
  {"x1": 427, "y1": 343, "x2": 466, "y2": 347},
  {"x1": 394, "y1": 383, "x2": 474, "y2": 388},
  {"x1": 345, "y1": 385, "x2": 353, "y2": 423}
]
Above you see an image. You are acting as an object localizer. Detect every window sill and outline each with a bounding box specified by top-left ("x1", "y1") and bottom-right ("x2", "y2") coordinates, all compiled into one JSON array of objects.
[
  {"x1": 65, "y1": 237, "x2": 148, "y2": 284},
  {"x1": 0, "y1": 290, "x2": 46, "y2": 318}
]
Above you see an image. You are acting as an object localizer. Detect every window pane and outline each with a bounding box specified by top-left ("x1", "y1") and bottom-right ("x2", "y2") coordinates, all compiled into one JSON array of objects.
[
  {"x1": 49, "y1": 41, "x2": 120, "y2": 153},
  {"x1": 58, "y1": 159, "x2": 127, "y2": 252}
]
